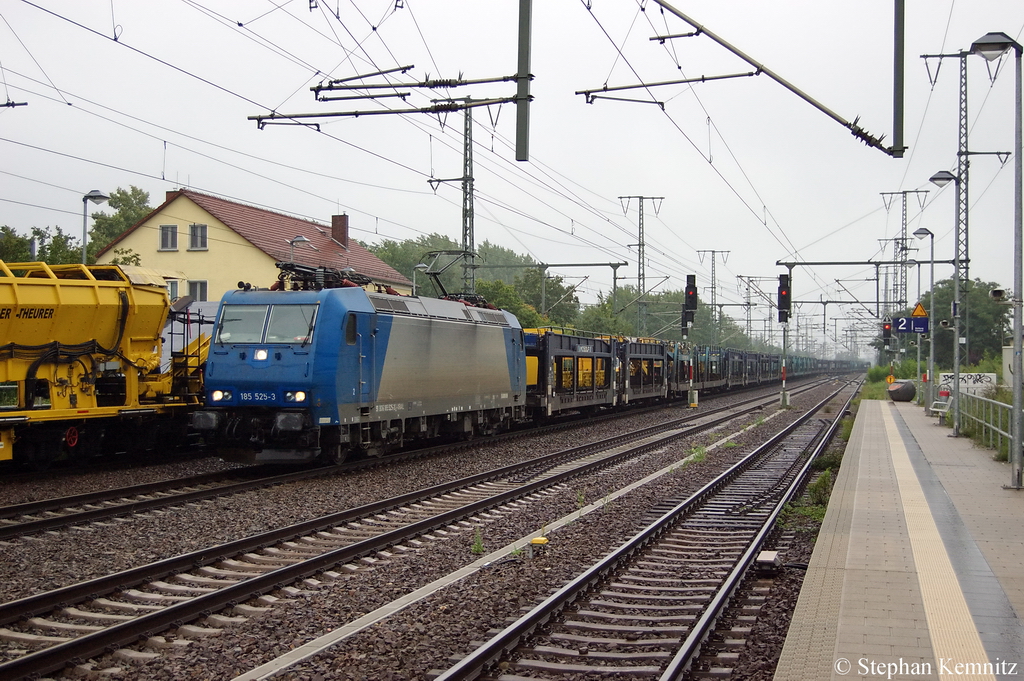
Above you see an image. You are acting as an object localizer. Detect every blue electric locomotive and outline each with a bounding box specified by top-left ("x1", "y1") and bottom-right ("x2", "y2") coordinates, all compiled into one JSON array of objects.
[
  {"x1": 192, "y1": 273, "x2": 527, "y2": 464},
  {"x1": 192, "y1": 264, "x2": 862, "y2": 465}
]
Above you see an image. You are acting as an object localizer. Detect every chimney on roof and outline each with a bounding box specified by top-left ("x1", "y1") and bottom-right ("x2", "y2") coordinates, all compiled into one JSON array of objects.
[
  {"x1": 332, "y1": 214, "x2": 350, "y2": 249},
  {"x1": 166, "y1": 190, "x2": 178, "y2": 202}
]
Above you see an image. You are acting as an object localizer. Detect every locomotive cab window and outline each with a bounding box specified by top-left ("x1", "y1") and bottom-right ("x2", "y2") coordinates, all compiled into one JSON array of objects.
[
  {"x1": 216, "y1": 305, "x2": 269, "y2": 344},
  {"x1": 216, "y1": 304, "x2": 319, "y2": 344},
  {"x1": 266, "y1": 304, "x2": 318, "y2": 343}
]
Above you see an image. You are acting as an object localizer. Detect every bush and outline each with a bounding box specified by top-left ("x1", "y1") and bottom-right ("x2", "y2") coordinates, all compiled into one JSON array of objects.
[
  {"x1": 867, "y1": 365, "x2": 889, "y2": 383},
  {"x1": 807, "y1": 469, "x2": 833, "y2": 506},
  {"x1": 813, "y1": 448, "x2": 843, "y2": 471}
]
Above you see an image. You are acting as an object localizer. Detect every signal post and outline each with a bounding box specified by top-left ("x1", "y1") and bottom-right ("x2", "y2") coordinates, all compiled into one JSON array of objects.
[
  {"x1": 778, "y1": 273, "x2": 791, "y2": 407},
  {"x1": 683, "y1": 275, "x2": 699, "y2": 407}
]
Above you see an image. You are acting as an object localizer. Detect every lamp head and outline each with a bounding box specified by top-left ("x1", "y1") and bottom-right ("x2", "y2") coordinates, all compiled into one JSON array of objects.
[
  {"x1": 913, "y1": 227, "x2": 933, "y2": 240},
  {"x1": 929, "y1": 170, "x2": 956, "y2": 188},
  {"x1": 84, "y1": 189, "x2": 109, "y2": 205},
  {"x1": 971, "y1": 32, "x2": 1019, "y2": 61}
]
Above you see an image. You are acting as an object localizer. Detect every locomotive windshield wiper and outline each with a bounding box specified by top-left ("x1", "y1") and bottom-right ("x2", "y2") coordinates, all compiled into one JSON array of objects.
[{"x1": 300, "y1": 313, "x2": 315, "y2": 348}]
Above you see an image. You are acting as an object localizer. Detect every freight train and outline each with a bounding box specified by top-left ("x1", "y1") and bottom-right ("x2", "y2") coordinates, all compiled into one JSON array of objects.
[
  {"x1": 192, "y1": 264, "x2": 860, "y2": 465},
  {"x1": 0, "y1": 261, "x2": 207, "y2": 468}
]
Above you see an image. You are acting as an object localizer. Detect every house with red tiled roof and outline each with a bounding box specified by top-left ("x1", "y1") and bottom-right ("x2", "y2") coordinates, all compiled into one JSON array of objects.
[{"x1": 96, "y1": 189, "x2": 411, "y2": 301}]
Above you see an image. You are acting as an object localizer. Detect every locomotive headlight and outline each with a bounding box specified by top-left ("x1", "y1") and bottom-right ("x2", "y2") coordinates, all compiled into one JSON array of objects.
[
  {"x1": 254, "y1": 349, "x2": 269, "y2": 361},
  {"x1": 284, "y1": 390, "x2": 307, "y2": 402},
  {"x1": 211, "y1": 390, "x2": 233, "y2": 402}
]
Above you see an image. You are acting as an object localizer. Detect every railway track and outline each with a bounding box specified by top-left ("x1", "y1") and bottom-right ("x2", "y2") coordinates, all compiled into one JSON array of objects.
[
  {"x1": 431, "y1": 382, "x2": 858, "y2": 681},
  {"x1": 0, "y1": 383, "x2": 820, "y2": 679},
  {"x1": 0, "y1": 467, "x2": 284, "y2": 540},
  {"x1": 0, "y1": 380, "x2": 829, "y2": 542}
]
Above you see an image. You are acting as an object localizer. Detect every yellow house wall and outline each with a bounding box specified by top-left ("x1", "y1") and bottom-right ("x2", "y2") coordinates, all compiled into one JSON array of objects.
[{"x1": 96, "y1": 196, "x2": 279, "y2": 301}]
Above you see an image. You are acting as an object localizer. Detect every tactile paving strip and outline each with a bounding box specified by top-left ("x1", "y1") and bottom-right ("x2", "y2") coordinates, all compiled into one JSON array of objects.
[{"x1": 881, "y1": 406, "x2": 995, "y2": 681}]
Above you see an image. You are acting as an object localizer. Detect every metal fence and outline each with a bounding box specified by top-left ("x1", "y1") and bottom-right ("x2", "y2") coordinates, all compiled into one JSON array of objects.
[{"x1": 957, "y1": 391, "x2": 1012, "y2": 459}]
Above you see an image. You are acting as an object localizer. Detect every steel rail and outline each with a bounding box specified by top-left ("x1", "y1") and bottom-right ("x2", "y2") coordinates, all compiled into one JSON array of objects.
[
  {"x1": 433, "y1": 381, "x2": 856, "y2": 681},
  {"x1": 0, "y1": 389, "x2": 793, "y2": 679},
  {"x1": 659, "y1": 385, "x2": 859, "y2": 680},
  {"x1": 0, "y1": 381, "x2": 827, "y2": 541},
  {"x1": 0, "y1": 468, "x2": 271, "y2": 520}
]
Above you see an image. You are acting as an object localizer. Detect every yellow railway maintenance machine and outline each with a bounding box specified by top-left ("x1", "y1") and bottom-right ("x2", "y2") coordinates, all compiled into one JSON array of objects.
[{"x1": 0, "y1": 261, "x2": 207, "y2": 468}]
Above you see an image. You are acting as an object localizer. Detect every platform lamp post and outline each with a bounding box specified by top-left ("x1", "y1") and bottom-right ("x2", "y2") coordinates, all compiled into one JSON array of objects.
[
  {"x1": 914, "y1": 228, "x2": 936, "y2": 415},
  {"x1": 971, "y1": 31, "x2": 1022, "y2": 489},
  {"x1": 412, "y1": 263, "x2": 428, "y2": 296},
  {"x1": 81, "y1": 190, "x2": 109, "y2": 264},
  {"x1": 907, "y1": 258, "x2": 922, "y2": 402},
  {"x1": 928, "y1": 169, "x2": 963, "y2": 434}
]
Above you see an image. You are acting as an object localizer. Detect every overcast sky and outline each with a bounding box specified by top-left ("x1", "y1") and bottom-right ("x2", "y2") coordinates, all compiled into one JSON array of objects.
[{"x1": 2, "y1": 1, "x2": 1023, "y2": 353}]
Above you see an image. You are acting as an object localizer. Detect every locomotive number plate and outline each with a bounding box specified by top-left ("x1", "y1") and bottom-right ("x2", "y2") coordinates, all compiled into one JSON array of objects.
[{"x1": 240, "y1": 391, "x2": 278, "y2": 402}]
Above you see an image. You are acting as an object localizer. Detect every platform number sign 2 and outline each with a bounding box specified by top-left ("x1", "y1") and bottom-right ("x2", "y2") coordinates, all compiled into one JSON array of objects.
[{"x1": 893, "y1": 317, "x2": 929, "y2": 334}]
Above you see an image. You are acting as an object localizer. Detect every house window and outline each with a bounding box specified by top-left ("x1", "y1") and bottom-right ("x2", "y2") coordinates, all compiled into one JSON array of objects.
[
  {"x1": 168, "y1": 280, "x2": 179, "y2": 300},
  {"x1": 188, "y1": 280, "x2": 208, "y2": 302},
  {"x1": 159, "y1": 224, "x2": 178, "y2": 251},
  {"x1": 189, "y1": 223, "x2": 208, "y2": 250}
]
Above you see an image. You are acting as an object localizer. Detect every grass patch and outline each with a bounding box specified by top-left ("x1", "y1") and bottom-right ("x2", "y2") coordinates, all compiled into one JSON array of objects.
[
  {"x1": 781, "y1": 469, "x2": 835, "y2": 528},
  {"x1": 858, "y1": 381, "x2": 888, "y2": 401},
  {"x1": 840, "y1": 416, "x2": 855, "y2": 441},
  {"x1": 784, "y1": 503, "x2": 828, "y2": 523},
  {"x1": 812, "y1": 448, "x2": 843, "y2": 472},
  {"x1": 470, "y1": 527, "x2": 485, "y2": 555}
]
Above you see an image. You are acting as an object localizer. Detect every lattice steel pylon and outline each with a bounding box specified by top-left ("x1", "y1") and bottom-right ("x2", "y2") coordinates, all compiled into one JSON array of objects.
[
  {"x1": 619, "y1": 196, "x2": 663, "y2": 335},
  {"x1": 462, "y1": 106, "x2": 476, "y2": 294},
  {"x1": 698, "y1": 250, "x2": 730, "y2": 345},
  {"x1": 880, "y1": 190, "x2": 928, "y2": 316},
  {"x1": 956, "y1": 54, "x2": 970, "y2": 366}
]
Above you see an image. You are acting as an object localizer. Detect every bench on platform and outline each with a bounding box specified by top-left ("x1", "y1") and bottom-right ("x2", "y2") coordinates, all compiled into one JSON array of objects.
[{"x1": 930, "y1": 400, "x2": 950, "y2": 424}]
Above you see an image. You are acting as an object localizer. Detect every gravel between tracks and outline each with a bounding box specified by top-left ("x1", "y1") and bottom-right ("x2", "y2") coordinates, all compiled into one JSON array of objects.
[{"x1": 2, "y1": 380, "x2": 849, "y2": 679}]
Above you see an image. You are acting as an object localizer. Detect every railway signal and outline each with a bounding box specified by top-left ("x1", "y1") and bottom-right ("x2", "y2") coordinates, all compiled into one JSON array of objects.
[
  {"x1": 682, "y1": 275, "x2": 697, "y2": 335},
  {"x1": 882, "y1": 319, "x2": 892, "y2": 347},
  {"x1": 777, "y1": 274, "x2": 791, "y2": 323}
]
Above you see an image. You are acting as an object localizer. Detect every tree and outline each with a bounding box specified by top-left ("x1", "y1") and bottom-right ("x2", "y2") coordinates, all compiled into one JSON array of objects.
[
  {"x1": 0, "y1": 226, "x2": 33, "y2": 262},
  {"x1": 31, "y1": 226, "x2": 81, "y2": 265},
  {"x1": 475, "y1": 279, "x2": 544, "y2": 327},
  {"x1": 915, "y1": 277, "x2": 1010, "y2": 369},
  {"x1": 575, "y1": 295, "x2": 635, "y2": 335},
  {"x1": 364, "y1": 233, "x2": 463, "y2": 295},
  {"x1": 514, "y1": 268, "x2": 580, "y2": 326},
  {"x1": 475, "y1": 240, "x2": 536, "y2": 284},
  {"x1": 88, "y1": 186, "x2": 152, "y2": 262},
  {"x1": 108, "y1": 248, "x2": 142, "y2": 266},
  {"x1": 0, "y1": 225, "x2": 87, "y2": 265}
]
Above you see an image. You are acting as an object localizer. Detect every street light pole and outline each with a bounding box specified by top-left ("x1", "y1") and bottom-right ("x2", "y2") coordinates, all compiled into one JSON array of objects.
[
  {"x1": 971, "y1": 32, "x2": 1022, "y2": 489},
  {"x1": 914, "y1": 228, "x2": 935, "y2": 415},
  {"x1": 928, "y1": 170, "x2": 962, "y2": 434},
  {"x1": 909, "y1": 258, "x2": 922, "y2": 397},
  {"x1": 288, "y1": 235, "x2": 311, "y2": 264},
  {"x1": 81, "y1": 190, "x2": 109, "y2": 264},
  {"x1": 412, "y1": 263, "x2": 428, "y2": 296}
]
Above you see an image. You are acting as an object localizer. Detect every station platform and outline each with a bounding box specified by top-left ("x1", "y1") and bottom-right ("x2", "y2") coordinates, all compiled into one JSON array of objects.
[{"x1": 774, "y1": 399, "x2": 1024, "y2": 681}]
